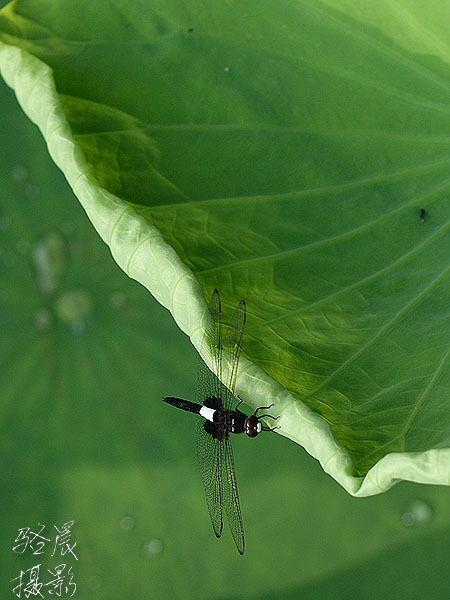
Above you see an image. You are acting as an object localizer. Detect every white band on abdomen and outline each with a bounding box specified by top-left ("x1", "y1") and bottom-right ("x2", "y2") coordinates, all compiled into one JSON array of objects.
[{"x1": 199, "y1": 406, "x2": 216, "y2": 422}]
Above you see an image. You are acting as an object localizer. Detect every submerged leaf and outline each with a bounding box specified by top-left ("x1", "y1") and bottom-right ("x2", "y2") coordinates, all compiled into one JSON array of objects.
[{"x1": 1, "y1": 0, "x2": 449, "y2": 494}]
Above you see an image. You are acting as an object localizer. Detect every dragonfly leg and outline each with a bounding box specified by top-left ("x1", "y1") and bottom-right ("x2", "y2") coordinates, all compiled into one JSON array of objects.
[
  {"x1": 253, "y1": 404, "x2": 278, "y2": 420},
  {"x1": 253, "y1": 404, "x2": 273, "y2": 414},
  {"x1": 235, "y1": 395, "x2": 244, "y2": 411},
  {"x1": 262, "y1": 424, "x2": 280, "y2": 433}
]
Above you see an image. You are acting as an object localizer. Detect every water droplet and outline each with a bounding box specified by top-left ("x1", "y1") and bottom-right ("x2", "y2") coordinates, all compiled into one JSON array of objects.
[
  {"x1": 120, "y1": 516, "x2": 135, "y2": 531},
  {"x1": 35, "y1": 308, "x2": 53, "y2": 333},
  {"x1": 110, "y1": 291, "x2": 127, "y2": 309},
  {"x1": 54, "y1": 290, "x2": 94, "y2": 333},
  {"x1": 71, "y1": 319, "x2": 86, "y2": 335},
  {"x1": 11, "y1": 165, "x2": 28, "y2": 183},
  {"x1": 143, "y1": 538, "x2": 163, "y2": 557},
  {"x1": 31, "y1": 232, "x2": 68, "y2": 297},
  {"x1": 224, "y1": 66, "x2": 231, "y2": 72},
  {"x1": 401, "y1": 499, "x2": 433, "y2": 527},
  {"x1": 86, "y1": 575, "x2": 102, "y2": 590}
]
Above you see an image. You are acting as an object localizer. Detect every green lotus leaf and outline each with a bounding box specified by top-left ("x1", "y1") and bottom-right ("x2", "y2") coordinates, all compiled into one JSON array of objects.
[{"x1": 1, "y1": 0, "x2": 449, "y2": 496}]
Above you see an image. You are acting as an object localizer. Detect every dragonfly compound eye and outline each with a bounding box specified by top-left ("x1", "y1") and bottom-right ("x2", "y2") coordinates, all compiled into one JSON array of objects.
[{"x1": 244, "y1": 415, "x2": 261, "y2": 438}]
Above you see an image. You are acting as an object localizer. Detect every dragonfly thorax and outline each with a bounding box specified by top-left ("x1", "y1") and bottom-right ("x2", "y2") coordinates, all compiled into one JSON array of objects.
[
  {"x1": 226, "y1": 411, "x2": 262, "y2": 437},
  {"x1": 201, "y1": 399, "x2": 262, "y2": 438}
]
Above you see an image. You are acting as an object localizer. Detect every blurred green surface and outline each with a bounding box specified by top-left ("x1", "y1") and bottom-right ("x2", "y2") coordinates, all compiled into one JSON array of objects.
[{"x1": 1, "y1": 73, "x2": 450, "y2": 599}]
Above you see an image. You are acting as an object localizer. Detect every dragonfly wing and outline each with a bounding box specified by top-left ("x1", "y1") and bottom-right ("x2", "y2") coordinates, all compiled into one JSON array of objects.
[
  {"x1": 196, "y1": 289, "x2": 225, "y2": 404},
  {"x1": 223, "y1": 298, "x2": 246, "y2": 409},
  {"x1": 195, "y1": 288, "x2": 245, "y2": 552},
  {"x1": 223, "y1": 437, "x2": 245, "y2": 554},
  {"x1": 196, "y1": 419, "x2": 223, "y2": 538}
]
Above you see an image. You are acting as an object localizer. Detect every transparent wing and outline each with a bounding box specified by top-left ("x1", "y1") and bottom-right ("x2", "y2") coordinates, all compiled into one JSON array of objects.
[
  {"x1": 195, "y1": 288, "x2": 245, "y2": 552},
  {"x1": 196, "y1": 289, "x2": 225, "y2": 405},
  {"x1": 223, "y1": 437, "x2": 245, "y2": 554},
  {"x1": 222, "y1": 299, "x2": 246, "y2": 410},
  {"x1": 196, "y1": 420, "x2": 223, "y2": 538}
]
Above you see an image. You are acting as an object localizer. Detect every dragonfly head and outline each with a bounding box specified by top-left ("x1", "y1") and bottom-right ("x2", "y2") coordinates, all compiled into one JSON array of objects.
[{"x1": 244, "y1": 415, "x2": 262, "y2": 438}]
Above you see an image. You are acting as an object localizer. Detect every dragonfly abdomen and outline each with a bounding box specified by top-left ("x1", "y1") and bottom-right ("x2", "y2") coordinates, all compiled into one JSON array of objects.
[{"x1": 162, "y1": 397, "x2": 202, "y2": 415}]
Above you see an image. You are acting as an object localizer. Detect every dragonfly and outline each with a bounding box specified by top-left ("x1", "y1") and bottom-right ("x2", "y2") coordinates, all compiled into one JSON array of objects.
[{"x1": 162, "y1": 289, "x2": 277, "y2": 554}]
